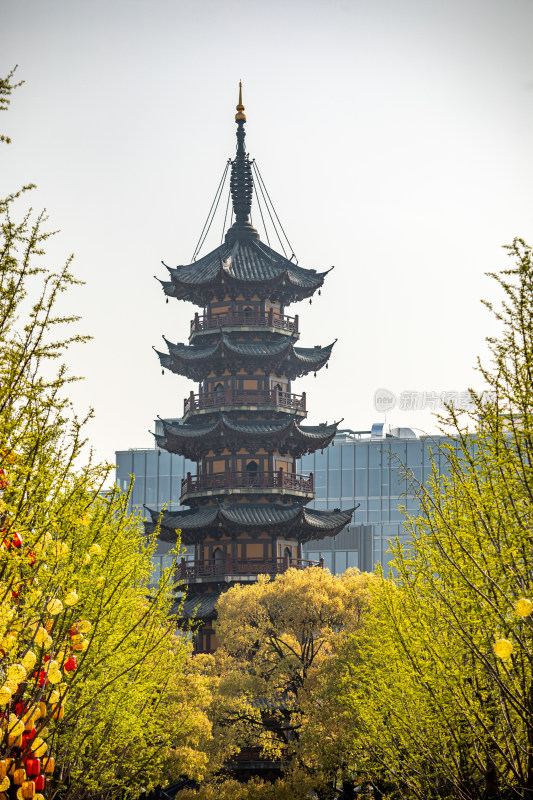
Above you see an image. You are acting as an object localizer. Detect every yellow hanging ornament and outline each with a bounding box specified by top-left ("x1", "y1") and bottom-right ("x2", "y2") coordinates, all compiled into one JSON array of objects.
[
  {"x1": 515, "y1": 598, "x2": 533, "y2": 617},
  {"x1": 494, "y1": 639, "x2": 513, "y2": 659}
]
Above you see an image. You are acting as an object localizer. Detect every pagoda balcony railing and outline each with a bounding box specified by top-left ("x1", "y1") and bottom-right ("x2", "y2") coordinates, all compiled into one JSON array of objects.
[
  {"x1": 184, "y1": 388, "x2": 306, "y2": 415},
  {"x1": 191, "y1": 310, "x2": 298, "y2": 334},
  {"x1": 179, "y1": 555, "x2": 322, "y2": 580},
  {"x1": 181, "y1": 469, "x2": 314, "y2": 497}
]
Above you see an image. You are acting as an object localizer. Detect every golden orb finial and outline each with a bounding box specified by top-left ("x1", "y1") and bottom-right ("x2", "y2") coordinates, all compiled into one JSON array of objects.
[{"x1": 235, "y1": 80, "x2": 246, "y2": 122}]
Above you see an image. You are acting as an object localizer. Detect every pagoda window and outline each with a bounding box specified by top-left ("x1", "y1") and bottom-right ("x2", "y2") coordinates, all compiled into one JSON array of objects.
[
  {"x1": 213, "y1": 547, "x2": 224, "y2": 570},
  {"x1": 245, "y1": 460, "x2": 259, "y2": 483},
  {"x1": 214, "y1": 382, "x2": 224, "y2": 395},
  {"x1": 243, "y1": 306, "x2": 253, "y2": 318}
]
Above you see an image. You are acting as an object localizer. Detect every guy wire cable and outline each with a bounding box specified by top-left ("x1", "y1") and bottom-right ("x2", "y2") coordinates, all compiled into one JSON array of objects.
[
  {"x1": 252, "y1": 161, "x2": 285, "y2": 257},
  {"x1": 252, "y1": 165, "x2": 271, "y2": 248},
  {"x1": 253, "y1": 161, "x2": 297, "y2": 261},
  {"x1": 191, "y1": 159, "x2": 230, "y2": 262}
]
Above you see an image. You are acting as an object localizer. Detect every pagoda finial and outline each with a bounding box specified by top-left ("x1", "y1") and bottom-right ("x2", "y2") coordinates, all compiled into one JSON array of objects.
[
  {"x1": 235, "y1": 80, "x2": 246, "y2": 122},
  {"x1": 226, "y1": 81, "x2": 259, "y2": 242}
]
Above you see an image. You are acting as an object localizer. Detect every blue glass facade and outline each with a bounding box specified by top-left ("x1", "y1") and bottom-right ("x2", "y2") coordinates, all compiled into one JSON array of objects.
[{"x1": 115, "y1": 421, "x2": 453, "y2": 578}]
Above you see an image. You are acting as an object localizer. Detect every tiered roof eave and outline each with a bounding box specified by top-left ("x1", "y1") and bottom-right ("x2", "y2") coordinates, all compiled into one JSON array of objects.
[
  {"x1": 155, "y1": 334, "x2": 336, "y2": 381},
  {"x1": 146, "y1": 501, "x2": 358, "y2": 545},
  {"x1": 153, "y1": 416, "x2": 341, "y2": 460},
  {"x1": 157, "y1": 238, "x2": 333, "y2": 307}
]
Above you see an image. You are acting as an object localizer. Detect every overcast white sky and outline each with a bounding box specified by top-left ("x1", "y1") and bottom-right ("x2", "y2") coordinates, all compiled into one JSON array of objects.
[{"x1": 2, "y1": 0, "x2": 533, "y2": 474}]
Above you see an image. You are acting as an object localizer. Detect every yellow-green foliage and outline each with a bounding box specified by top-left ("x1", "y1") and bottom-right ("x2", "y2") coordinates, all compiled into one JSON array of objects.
[
  {"x1": 327, "y1": 240, "x2": 533, "y2": 799},
  {"x1": 0, "y1": 73, "x2": 211, "y2": 800},
  {"x1": 183, "y1": 568, "x2": 374, "y2": 798}
]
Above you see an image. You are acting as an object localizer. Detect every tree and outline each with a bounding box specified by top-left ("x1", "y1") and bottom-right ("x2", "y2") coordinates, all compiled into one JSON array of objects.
[
  {"x1": 179, "y1": 567, "x2": 374, "y2": 799},
  {"x1": 0, "y1": 69, "x2": 212, "y2": 800},
  {"x1": 329, "y1": 240, "x2": 533, "y2": 800}
]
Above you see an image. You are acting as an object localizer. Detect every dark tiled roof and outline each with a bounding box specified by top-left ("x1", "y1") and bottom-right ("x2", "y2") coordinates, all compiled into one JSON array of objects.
[
  {"x1": 161, "y1": 239, "x2": 330, "y2": 306},
  {"x1": 146, "y1": 501, "x2": 356, "y2": 544},
  {"x1": 221, "y1": 503, "x2": 301, "y2": 526},
  {"x1": 302, "y1": 507, "x2": 355, "y2": 530},
  {"x1": 156, "y1": 335, "x2": 335, "y2": 381},
  {"x1": 154, "y1": 417, "x2": 340, "y2": 460},
  {"x1": 147, "y1": 506, "x2": 219, "y2": 541},
  {"x1": 172, "y1": 592, "x2": 221, "y2": 619}
]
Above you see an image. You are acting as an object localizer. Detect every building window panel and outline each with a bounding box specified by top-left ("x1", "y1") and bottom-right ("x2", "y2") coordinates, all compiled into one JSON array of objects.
[
  {"x1": 334, "y1": 551, "x2": 347, "y2": 575},
  {"x1": 145, "y1": 476, "x2": 157, "y2": 504},
  {"x1": 347, "y1": 551, "x2": 358, "y2": 569},
  {"x1": 369, "y1": 446, "x2": 381, "y2": 468},
  {"x1": 146, "y1": 451, "x2": 159, "y2": 476},
  {"x1": 368, "y1": 469, "x2": 380, "y2": 496},
  {"x1": 159, "y1": 452, "x2": 171, "y2": 475},
  {"x1": 314, "y1": 470, "x2": 326, "y2": 488},
  {"x1": 116, "y1": 452, "x2": 132, "y2": 477},
  {"x1": 328, "y1": 447, "x2": 340, "y2": 469},
  {"x1": 328, "y1": 470, "x2": 340, "y2": 499},
  {"x1": 355, "y1": 470, "x2": 367, "y2": 496},
  {"x1": 315, "y1": 451, "x2": 327, "y2": 470},
  {"x1": 321, "y1": 552, "x2": 332, "y2": 571},
  {"x1": 132, "y1": 477, "x2": 145, "y2": 505},
  {"x1": 355, "y1": 444, "x2": 368, "y2": 467},
  {"x1": 158, "y1": 475, "x2": 171, "y2": 504},
  {"x1": 300, "y1": 453, "x2": 314, "y2": 472},
  {"x1": 341, "y1": 446, "x2": 354, "y2": 469},
  {"x1": 341, "y1": 468, "x2": 354, "y2": 497}
]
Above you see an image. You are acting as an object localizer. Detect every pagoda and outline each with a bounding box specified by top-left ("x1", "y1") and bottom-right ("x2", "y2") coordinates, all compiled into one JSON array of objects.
[{"x1": 146, "y1": 86, "x2": 354, "y2": 654}]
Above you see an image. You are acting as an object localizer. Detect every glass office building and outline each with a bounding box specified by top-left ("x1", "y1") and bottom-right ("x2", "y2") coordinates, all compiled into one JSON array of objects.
[{"x1": 116, "y1": 420, "x2": 453, "y2": 581}]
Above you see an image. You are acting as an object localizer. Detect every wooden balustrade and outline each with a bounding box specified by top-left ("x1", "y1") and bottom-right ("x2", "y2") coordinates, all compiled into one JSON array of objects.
[
  {"x1": 181, "y1": 469, "x2": 314, "y2": 496},
  {"x1": 184, "y1": 388, "x2": 306, "y2": 415},
  {"x1": 190, "y1": 310, "x2": 298, "y2": 333},
  {"x1": 178, "y1": 555, "x2": 323, "y2": 580}
]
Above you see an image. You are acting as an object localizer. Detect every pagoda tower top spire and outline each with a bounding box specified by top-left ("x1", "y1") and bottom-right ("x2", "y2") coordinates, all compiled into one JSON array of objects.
[
  {"x1": 235, "y1": 80, "x2": 246, "y2": 122},
  {"x1": 228, "y1": 81, "x2": 258, "y2": 243}
]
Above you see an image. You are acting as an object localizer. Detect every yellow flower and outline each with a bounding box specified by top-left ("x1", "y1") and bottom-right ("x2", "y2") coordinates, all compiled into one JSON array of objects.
[
  {"x1": 0, "y1": 686, "x2": 11, "y2": 706},
  {"x1": 22, "y1": 651, "x2": 37, "y2": 670},
  {"x1": 494, "y1": 639, "x2": 513, "y2": 659},
  {"x1": 515, "y1": 598, "x2": 533, "y2": 617},
  {"x1": 34, "y1": 795, "x2": 45, "y2": 800},
  {"x1": 48, "y1": 690, "x2": 60, "y2": 704},
  {"x1": 0, "y1": 776, "x2": 10, "y2": 791},
  {"x1": 78, "y1": 620, "x2": 91, "y2": 634},
  {"x1": 4, "y1": 679, "x2": 18, "y2": 693},
  {"x1": 81, "y1": 639, "x2": 89, "y2": 652},
  {"x1": 47, "y1": 599, "x2": 63, "y2": 615},
  {"x1": 83, "y1": 553, "x2": 91, "y2": 565},
  {"x1": 64, "y1": 591, "x2": 78, "y2": 607},
  {"x1": 43, "y1": 634, "x2": 53, "y2": 650},
  {"x1": 88, "y1": 543, "x2": 101, "y2": 556},
  {"x1": 48, "y1": 669, "x2": 62, "y2": 685}
]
